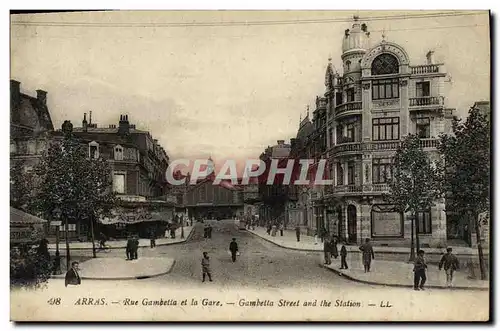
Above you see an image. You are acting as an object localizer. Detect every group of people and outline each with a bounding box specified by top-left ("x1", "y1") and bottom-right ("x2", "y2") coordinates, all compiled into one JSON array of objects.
[
  {"x1": 413, "y1": 247, "x2": 460, "y2": 290},
  {"x1": 126, "y1": 235, "x2": 140, "y2": 260},
  {"x1": 323, "y1": 236, "x2": 349, "y2": 270},
  {"x1": 266, "y1": 222, "x2": 285, "y2": 237},
  {"x1": 203, "y1": 223, "x2": 214, "y2": 238}
]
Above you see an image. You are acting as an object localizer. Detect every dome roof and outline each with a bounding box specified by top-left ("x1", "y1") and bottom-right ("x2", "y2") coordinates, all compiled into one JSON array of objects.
[{"x1": 342, "y1": 16, "x2": 370, "y2": 54}]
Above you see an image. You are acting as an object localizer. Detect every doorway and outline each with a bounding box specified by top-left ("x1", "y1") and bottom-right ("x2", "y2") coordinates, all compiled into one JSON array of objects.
[{"x1": 347, "y1": 205, "x2": 357, "y2": 243}]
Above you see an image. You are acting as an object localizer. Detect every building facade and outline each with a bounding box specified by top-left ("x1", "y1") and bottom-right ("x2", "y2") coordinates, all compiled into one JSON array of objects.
[{"x1": 286, "y1": 17, "x2": 455, "y2": 247}]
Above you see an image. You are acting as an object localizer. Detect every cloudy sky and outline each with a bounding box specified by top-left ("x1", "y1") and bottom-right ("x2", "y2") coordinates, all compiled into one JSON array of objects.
[{"x1": 11, "y1": 10, "x2": 490, "y2": 169}]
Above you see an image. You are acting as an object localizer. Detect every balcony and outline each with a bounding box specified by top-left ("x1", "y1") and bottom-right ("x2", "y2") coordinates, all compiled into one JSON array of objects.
[
  {"x1": 410, "y1": 64, "x2": 441, "y2": 75},
  {"x1": 409, "y1": 96, "x2": 443, "y2": 107},
  {"x1": 332, "y1": 139, "x2": 439, "y2": 156},
  {"x1": 335, "y1": 101, "x2": 362, "y2": 116},
  {"x1": 332, "y1": 184, "x2": 389, "y2": 196}
]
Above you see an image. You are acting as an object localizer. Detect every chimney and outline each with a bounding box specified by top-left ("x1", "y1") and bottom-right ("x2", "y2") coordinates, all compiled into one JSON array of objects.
[
  {"x1": 118, "y1": 114, "x2": 130, "y2": 136},
  {"x1": 36, "y1": 89, "x2": 47, "y2": 106},
  {"x1": 82, "y1": 113, "x2": 88, "y2": 132},
  {"x1": 89, "y1": 110, "x2": 93, "y2": 125},
  {"x1": 426, "y1": 50, "x2": 435, "y2": 65}
]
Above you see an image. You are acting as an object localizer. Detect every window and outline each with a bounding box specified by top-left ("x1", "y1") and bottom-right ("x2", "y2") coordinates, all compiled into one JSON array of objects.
[
  {"x1": 416, "y1": 210, "x2": 432, "y2": 234},
  {"x1": 336, "y1": 163, "x2": 344, "y2": 185},
  {"x1": 336, "y1": 124, "x2": 344, "y2": 142},
  {"x1": 88, "y1": 141, "x2": 99, "y2": 159},
  {"x1": 416, "y1": 117, "x2": 431, "y2": 139},
  {"x1": 416, "y1": 82, "x2": 430, "y2": 97},
  {"x1": 372, "y1": 158, "x2": 392, "y2": 184},
  {"x1": 114, "y1": 145, "x2": 124, "y2": 161},
  {"x1": 346, "y1": 60, "x2": 351, "y2": 71},
  {"x1": 346, "y1": 123, "x2": 355, "y2": 141},
  {"x1": 371, "y1": 53, "x2": 399, "y2": 75},
  {"x1": 113, "y1": 173, "x2": 125, "y2": 194},
  {"x1": 347, "y1": 162, "x2": 355, "y2": 185},
  {"x1": 372, "y1": 79, "x2": 399, "y2": 100},
  {"x1": 346, "y1": 88, "x2": 355, "y2": 102},
  {"x1": 372, "y1": 117, "x2": 400, "y2": 141},
  {"x1": 335, "y1": 92, "x2": 343, "y2": 106}
]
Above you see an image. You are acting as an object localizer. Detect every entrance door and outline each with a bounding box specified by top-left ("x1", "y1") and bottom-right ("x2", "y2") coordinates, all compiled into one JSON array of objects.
[{"x1": 347, "y1": 205, "x2": 357, "y2": 243}]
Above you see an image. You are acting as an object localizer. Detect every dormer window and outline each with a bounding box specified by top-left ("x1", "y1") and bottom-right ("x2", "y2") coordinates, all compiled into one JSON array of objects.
[
  {"x1": 88, "y1": 141, "x2": 99, "y2": 159},
  {"x1": 114, "y1": 145, "x2": 124, "y2": 161}
]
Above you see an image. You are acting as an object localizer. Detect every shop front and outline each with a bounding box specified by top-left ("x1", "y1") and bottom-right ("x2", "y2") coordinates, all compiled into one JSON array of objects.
[{"x1": 99, "y1": 203, "x2": 175, "y2": 239}]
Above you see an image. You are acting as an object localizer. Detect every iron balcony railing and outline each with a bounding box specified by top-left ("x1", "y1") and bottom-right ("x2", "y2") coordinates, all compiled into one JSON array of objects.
[
  {"x1": 410, "y1": 64, "x2": 441, "y2": 74},
  {"x1": 333, "y1": 139, "x2": 439, "y2": 154},
  {"x1": 335, "y1": 101, "x2": 362, "y2": 115},
  {"x1": 409, "y1": 96, "x2": 443, "y2": 107}
]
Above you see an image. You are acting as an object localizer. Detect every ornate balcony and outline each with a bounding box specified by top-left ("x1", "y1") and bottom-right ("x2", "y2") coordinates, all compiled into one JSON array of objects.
[
  {"x1": 332, "y1": 139, "x2": 439, "y2": 156},
  {"x1": 335, "y1": 101, "x2": 362, "y2": 116},
  {"x1": 409, "y1": 96, "x2": 444, "y2": 107},
  {"x1": 410, "y1": 64, "x2": 441, "y2": 75},
  {"x1": 332, "y1": 184, "x2": 389, "y2": 196}
]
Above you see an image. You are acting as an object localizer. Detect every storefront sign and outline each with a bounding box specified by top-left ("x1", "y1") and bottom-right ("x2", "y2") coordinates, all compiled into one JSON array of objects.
[{"x1": 100, "y1": 208, "x2": 174, "y2": 225}]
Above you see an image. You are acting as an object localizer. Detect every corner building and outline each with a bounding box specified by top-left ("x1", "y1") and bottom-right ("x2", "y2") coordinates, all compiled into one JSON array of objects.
[{"x1": 321, "y1": 17, "x2": 454, "y2": 247}]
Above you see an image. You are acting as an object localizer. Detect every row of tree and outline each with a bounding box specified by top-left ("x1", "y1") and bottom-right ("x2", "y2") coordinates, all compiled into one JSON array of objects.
[{"x1": 388, "y1": 106, "x2": 490, "y2": 279}]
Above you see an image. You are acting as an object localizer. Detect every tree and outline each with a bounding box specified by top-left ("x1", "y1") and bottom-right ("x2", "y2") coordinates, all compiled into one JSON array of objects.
[
  {"x1": 387, "y1": 134, "x2": 441, "y2": 261},
  {"x1": 10, "y1": 159, "x2": 34, "y2": 212},
  {"x1": 32, "y1": 126, "x2": 116, "y2": 266},
  {"x1": 438, "y1": 107, "x2": 490, "y2": 280},
  {"x1": 10, "y1": 243, "x2": 53, "y2": 289}
]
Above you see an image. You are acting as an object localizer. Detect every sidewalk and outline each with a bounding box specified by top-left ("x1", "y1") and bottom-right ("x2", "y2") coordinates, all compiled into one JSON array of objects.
[
  {"x1": 48, "y1": 226, "x2": 194, "y2": 251},
  {"x1": 322, "y1": 258, "x2": 489, "y2": 291},
  {"x1": 247, "y1": 227, "x2": 487, "y2": 256},
  {"x1": 52, "y1": 257, "x2": 175, "y2": 280}
]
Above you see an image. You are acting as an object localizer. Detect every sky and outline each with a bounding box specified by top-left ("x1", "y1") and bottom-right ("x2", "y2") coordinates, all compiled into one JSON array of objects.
[{"x1": 10, "y1": 10, "x2": 490, "y2": 171}]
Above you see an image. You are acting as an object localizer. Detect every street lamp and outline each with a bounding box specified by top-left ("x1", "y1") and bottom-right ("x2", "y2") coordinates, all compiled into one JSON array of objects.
[
  {"x1": 181, "y1": 215, "x2": 185, "y2": 239},
  {"x1": 409, "y1": 213, "x2": 416, "y2": 262},
  {"x1": 52, "y1": 208, "x2": 62, "y2": 275}
]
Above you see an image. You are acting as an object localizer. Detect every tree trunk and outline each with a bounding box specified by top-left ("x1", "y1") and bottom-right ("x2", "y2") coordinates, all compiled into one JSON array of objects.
[
  {"x1": 409, "y1": 214, "x2": 415, "y2": 261},
  {"x1": 90, "y1": 214, "x2": 96, "y2": 258},
  {"x1": 473, "y1": 212, "x2": 486, "y2": 280}
]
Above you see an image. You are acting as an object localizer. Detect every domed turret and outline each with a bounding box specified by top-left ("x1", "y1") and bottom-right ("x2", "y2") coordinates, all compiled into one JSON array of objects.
[{"x1": 342, "y1": 16, "x2": 370, "y2": 56}]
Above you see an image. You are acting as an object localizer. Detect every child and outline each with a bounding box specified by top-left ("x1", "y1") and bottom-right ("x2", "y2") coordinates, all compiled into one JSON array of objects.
[
  {"x1": 413, "y1": 250, "x2": 427, "y2": 291},
  {"x1": 340, "y1": 242, "x2": 348, "y2": 269}
]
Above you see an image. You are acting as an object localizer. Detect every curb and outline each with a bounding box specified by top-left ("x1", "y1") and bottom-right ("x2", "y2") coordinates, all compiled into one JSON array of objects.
[
  {"x1": 48, "y1": 226, "x2": 196, "y2": 252},
  {"x1": 246, "y1": 230, "x2": 322, "y2": 252},
  {"x1": 320, "y1": 263, "x2": 489, "y2": 291},
  {"x1": 51, "y1": 260, "x2": 176, "y2": 281}
]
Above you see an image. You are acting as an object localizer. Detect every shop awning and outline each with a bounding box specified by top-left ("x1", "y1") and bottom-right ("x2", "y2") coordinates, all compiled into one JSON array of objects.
[
  {"x1": 10, "y1": 207, "x2": 48, "y2": 225},
  {"x1": 100, "y1": 208, "x2": 174, "y2": 225}
]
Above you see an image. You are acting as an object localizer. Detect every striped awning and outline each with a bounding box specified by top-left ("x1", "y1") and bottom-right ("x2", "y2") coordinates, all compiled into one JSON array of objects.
[{"x1": 10, "y1": 207, "x2": 48, "y2": 225}]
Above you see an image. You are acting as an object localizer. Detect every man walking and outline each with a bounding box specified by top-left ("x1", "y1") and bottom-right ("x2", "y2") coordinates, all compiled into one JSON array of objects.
[
  {"x1": 126, "y1": 236, "x2": 133, "y2": 260},
  {"x1": 323, "y1": 236, "x2": 331, "y2": 265},
  {"x1": 439, "y1": 247, "x2": 460, "y2": 287},
  {"x1": 413, "y1": 250, "x2": 427, "y2": 291},
  {"x1": 295, "y1": 226, "x2": 301, "y2": 242},
  {"x1": 279, "y1": 223, "x2": 284, "y2": 236},
  {"x1": 340, "y1": 241, "x2": 348, "y2": 269},
  {"x1": 359, "y1": 238, "x2": 375, "y2": 272},
  {"x1": 331, "y1": 236, "x2": 339, "y2": 259},
  {"x1": 229, "y1": 238, "x2": 239, "y2": 262},
  {"x1": 65, "y1": 261, "x2": 81, "y2": 287},
  {"x1": 201, "y1": 252, "x2": 213, "y2": 282},
  {"x1": 132, "y1": 235, "x2": 139, "y2": 260}
]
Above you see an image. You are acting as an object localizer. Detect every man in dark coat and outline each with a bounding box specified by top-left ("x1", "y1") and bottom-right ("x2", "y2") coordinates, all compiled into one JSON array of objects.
[
  {"x1": 126, "y1": 236, "x2": 133, "y2": 260},
  {"x1": 208, "y1": 224, "x2": 213, "y2": 239},
  {"x1": 295, "y1": 226, "x2": 301, "y2": 242},
  {"x1": 65, "y1": 261, "x2": 81, "y2": 287},
  {"x1": 323, "y1": 237, "x2": 331, "y2": 265},
  {"x1": 359, "y1": 238, "x2": 375, "y2": 272},
  {"x1": 413, "y1": 250, "x2": 427, "y2": 291},
  {"x1": 331, "y1": 237, "x2": 339, "y2": 259},
  {"x1": 340, "y1": 241, "x2": 348, "y2": 269},
  {"x1": 131, "y1": 236, "x2": 139, "y2": 260},
  {"x1": 229, "y1": 238, "x2": 239, "y2": 262}
]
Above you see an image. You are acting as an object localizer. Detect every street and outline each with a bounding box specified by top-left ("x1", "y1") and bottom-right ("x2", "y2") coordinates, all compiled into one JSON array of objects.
[{"x1": 11, "y1": 220, "x2": 489, "y2": 322}]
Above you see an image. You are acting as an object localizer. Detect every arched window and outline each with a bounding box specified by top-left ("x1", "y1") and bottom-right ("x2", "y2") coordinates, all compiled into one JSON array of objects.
[
  {"x1": 88, "y1": 141, "x2": 99, "y2": 159},
  {"x1": 114, "y1": 145, "x2": 124, "y2": 161},
  {"x1": 346, "y1": 60, "x2": 351, "y2": 72},
  {"x1": 371, "y1": 53, "x2": 399, "y2": 75}
]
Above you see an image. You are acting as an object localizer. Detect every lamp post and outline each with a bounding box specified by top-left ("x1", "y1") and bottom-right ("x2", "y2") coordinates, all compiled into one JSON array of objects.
[
  {"x1": 409, "y1": 213, "x2": 416, "y2": 262},
  {"x1": 181, "y1": 215, "x2": 185, "y2": 239}
]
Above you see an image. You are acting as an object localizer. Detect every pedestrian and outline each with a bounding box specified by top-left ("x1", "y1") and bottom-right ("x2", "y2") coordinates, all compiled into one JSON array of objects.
[
  {"x1": 170, "y1": 227, "x2": 176, "y2": 239},
  {"x1": 359, "y1": 238, "x2": 375, "y2": 272},
  {"x1": 331, "y1": 236, "x2": 339, "y2": 259},
  {"x1": 150, "y1": 230, "x2": 156, "y2": 248},
  {"x1": 201, "y1": 252, "x2": 213, "y2": 282},
  {"x1": 323, "y1": 237, "x2": 332, "y2": 265},
  {"x1": 204, "y1": 224, "x2": 209, "y2": 238},
  {"x1": 229, "y1": 238, "x2": 239, "y2": 262},
  {"x1": 413, "y1": 249, "x2": 427, "y2": 291},
  {"x1": 208, "y1": 224, "x2": 213, "y2": 238},
  {"x1": 267, "y1": 223, "x2": 272, "y2": 235},
  {"x1": 126, "y1": 236, "x2": 132, "y2": 260},
  {"x1": 340, "y1": 241, "x2": 348, "y2": 269},
  {"x1": 295, "y1": 226, "x2": 301, "y2": 242},
  {"x1": 271, "y1": 223, "x2": 277, "y2": 237},
  {"x1": 132, "y1": 235, "x2": 139, "y2": 260},
  {"x1": 439, "y1": 247, "x2": 460, "y2": 287},
  {"x1": 64, "y1": 261, "x2": 81, "y2": 287},
  {"x1": 279, "y1": 223, "x2": 284, "y2": 236}
]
